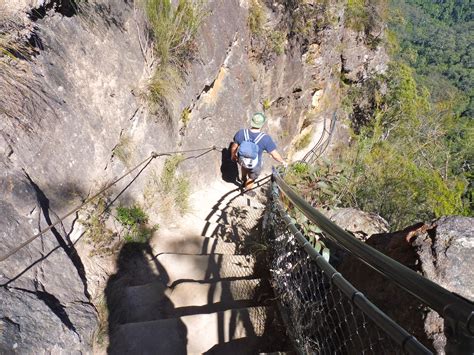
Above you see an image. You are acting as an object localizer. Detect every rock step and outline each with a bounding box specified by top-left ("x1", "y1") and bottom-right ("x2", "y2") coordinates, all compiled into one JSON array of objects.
[
  {"x1": 122, "y1": 278, "x2": 270, "y2": 323},
  {"x1": 151, "y1": 231, "x2": 238, "y2": 255},
  {"x1": 150, "y1": 254, "x2": 260, "y2": 286},
  {"x1": 110, "y1": 306, "x2": 277, "y2": 354}
]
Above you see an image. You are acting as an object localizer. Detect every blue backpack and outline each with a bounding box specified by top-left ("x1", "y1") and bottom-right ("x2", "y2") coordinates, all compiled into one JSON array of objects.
[{"x1": 238, "y1": 129, "x2": 266, "y2": 169}]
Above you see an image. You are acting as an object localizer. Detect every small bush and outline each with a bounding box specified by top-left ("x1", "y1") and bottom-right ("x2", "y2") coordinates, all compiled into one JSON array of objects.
[
  {"x1": 160, "y1": 155, "x2": 190, "y2": 214},
  {"x1": 181, "y1": 107, "x2": 191, "y2": 127},
  {"x1": 161, "y1": 154, "x2": 185, "y2": 191},
  {"x1": 175, "y1": 176, "x2": 190, "y2": 213},
  {"x1": 345, "y1": 0, "x2": 368, "y2": 32},
  {"x1": 116, "y1": 205, "x2": 158, "y2": 243},
  {"x1": 81, "y1": 197, "x2": 118, "y2": 256},
  {"x1": 267, "y1": 30, "x2": 286, "y2": 55},
  {"x1": 262, "y1": 98, "x2": 271, "y2": 111}
]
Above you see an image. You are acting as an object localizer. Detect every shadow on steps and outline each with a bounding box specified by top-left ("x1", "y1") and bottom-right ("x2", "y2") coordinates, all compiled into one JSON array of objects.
[{"x1": 105, "y1": 242, "x2": 187, "y2": 354}]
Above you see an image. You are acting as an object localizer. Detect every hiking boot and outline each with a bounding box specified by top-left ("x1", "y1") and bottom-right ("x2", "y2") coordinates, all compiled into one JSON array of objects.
[{"x1": 244, "y1": 179, "x2": 254, "y2": 191}]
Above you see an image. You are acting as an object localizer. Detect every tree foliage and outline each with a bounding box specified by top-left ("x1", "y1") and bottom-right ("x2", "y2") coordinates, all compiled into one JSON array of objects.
[{"x1": 390, "y1": 0, "x2": 473, "y2": 116}]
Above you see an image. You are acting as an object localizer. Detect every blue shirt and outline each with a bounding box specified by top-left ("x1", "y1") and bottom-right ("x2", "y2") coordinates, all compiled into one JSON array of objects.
[{"x1": 233, "y1": 129, "x2": 277, "y2": 167}]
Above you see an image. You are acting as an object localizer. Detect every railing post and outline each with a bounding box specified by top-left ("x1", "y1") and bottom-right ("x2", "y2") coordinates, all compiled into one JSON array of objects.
[{"x1": 445, "y1": 318, "x2": 474, "y2": 354}]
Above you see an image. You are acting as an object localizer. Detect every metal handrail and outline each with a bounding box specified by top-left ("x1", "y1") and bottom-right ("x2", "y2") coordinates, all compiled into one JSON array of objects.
[
  {"x1": 272, "y1": 169, "x2": 474, "y2": 342},
  {"x1": 272, "y1": 195, "x2": 432, "y2": 354}
]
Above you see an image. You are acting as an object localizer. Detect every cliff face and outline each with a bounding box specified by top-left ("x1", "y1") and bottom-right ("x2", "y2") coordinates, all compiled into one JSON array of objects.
[{"x1": 0, "y1": 0, "x2": 387, "y2": 352}]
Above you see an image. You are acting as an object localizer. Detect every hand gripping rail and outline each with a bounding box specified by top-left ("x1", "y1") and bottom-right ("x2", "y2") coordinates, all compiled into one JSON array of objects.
[{"x1": 272, "y1": 169, "x2": 474, "y2": 353}]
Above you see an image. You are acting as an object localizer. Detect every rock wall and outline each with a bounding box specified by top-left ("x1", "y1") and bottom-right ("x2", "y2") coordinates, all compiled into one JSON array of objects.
[{"x1": 0, "y1": 0, "x2": 387, "y2": 352}]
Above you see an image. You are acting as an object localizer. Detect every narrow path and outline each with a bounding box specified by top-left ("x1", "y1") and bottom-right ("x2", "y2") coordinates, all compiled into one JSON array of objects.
[{"x1": 106, "y1": 179, "x2": 292, "y2": 354}]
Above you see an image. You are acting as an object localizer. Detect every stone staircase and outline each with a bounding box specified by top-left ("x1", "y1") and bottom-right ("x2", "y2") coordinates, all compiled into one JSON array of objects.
[{"x1": 106, "y1": 181, "x2": 291, "y2": 354}]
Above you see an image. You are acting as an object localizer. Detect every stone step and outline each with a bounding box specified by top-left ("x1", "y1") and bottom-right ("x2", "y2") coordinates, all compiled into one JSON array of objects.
[
  {"x1": 150, "y1": 230, "x2": 238, "y2": 255},
  {"x1": 122, "y1": 278, "x2": 270, "y2": 323},
  {"x1": 149, "y1": 254, "x2": 259, "y2": 286},
  {"x1": 110, "y1": 306, "x2": 275, "y2": 354}
]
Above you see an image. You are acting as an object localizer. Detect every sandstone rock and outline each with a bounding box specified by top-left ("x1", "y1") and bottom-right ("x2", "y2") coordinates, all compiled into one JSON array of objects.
[
  {"x1": 341, "y1": 30, "x2": 388, "y2": 83},
  {"x1": 411, "y1": 216, "x2": 474, "y2": 353},
  {"x1": 323, "y1": 207, "x2": 389, "y2": 240},
  {"x1": 338, "y1": 216, "x2": 474, "y2": 353}
]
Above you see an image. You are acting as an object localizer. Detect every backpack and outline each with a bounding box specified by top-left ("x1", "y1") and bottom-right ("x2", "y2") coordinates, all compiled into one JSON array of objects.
[{"x1": 238, "y1": 129, "x2": 266, "y2": 169}]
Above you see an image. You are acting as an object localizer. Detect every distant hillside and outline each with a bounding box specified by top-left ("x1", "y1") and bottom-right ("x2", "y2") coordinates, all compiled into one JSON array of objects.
[{"x1": 390, "y1": 0, "x2": 473, "y2": 117}]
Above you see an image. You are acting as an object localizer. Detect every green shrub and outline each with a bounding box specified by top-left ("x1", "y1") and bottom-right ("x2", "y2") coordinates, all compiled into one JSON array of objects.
[
  {"x1": 116, "y1": 205, "x2": 158, "y2": 243},
  {"x1": 181, "y1": 107, "x2": 191, "y2": 127},
  {"x1": 175, "y1": 176, "x2": 190, "y2": 213},
  {"x1": 345, "y1": 0, "x2": 367, "y2": 32},
  {"x1": 262, "y1": 98, "x2": 271, "y2": 111},
  {"x1": 267, "y1": 30, "x2": 286, "y2": 55},
  {"x1": 81, "y1": 196, "x2": 120, "y2": 256},
  {"x1": 160, "y1": 154, "x2": 185, "y2": 191},
  {"x1": 160, "y1": 155, "x2": 190, "y2": 214}
]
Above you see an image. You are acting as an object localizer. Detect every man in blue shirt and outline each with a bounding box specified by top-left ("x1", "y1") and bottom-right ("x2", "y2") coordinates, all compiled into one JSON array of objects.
[{"x1": 231, "y1": 112, "x2": 286, "y2": 193}]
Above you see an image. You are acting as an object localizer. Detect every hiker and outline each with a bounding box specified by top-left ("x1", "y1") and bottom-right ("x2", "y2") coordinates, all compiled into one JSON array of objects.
[{"x1": 230, "y1": 112, "x2": 286, "y2": 193}]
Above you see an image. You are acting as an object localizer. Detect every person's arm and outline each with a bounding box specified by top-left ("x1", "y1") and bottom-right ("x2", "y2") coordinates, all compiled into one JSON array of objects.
[
  {"x1": 230, "y1": 142, "x2": 239, "y2": 162},
  {"x1": 269, "y1": 149, "x2": 286, "y2": 165}
]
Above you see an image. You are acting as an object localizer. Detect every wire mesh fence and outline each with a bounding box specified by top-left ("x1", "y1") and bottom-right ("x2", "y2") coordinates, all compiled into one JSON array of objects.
[{"x1": 268, "y1": 206, "x2": 405, "y2": 354}]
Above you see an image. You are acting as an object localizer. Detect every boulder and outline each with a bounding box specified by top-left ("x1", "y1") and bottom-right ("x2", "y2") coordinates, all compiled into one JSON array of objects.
[
  {"x1": 323, "y1": 207, "x2": 389, "y2": 241},
  {"x1": 411, "y1": 216, "x2": 474, "y2": 353},
  {"x1": 338, "y1": 216, "x2": 474, "y2": 353}
]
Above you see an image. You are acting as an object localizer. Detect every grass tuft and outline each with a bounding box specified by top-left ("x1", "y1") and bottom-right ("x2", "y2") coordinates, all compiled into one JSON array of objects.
[
  {"x1": 144, "y1": 154, "x2": 191, "y2": 215},
  {"x1": 113, "y1": 134, "x2": 134, "y2": 167},
  {"x1": 248, "y1": 0, "x2": 264, "y2": 35},
  {"x1": 144, "y1": 0, "x2": 206, "y2": 108},
  {"x1": 294, "y1": 129, "x2": 313, "y2": 151}
]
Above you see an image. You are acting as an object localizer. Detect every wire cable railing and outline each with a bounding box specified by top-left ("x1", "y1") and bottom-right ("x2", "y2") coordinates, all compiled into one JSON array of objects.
[
  {"x1": 270, "y1": 169, "x2": 474, "y2": 353},
  {"x1": 302, "y1": 112, "x2": 337, "y2": 164},
  {"x1": 0, "y1": 146, "x2": 220, "y2": 263}
]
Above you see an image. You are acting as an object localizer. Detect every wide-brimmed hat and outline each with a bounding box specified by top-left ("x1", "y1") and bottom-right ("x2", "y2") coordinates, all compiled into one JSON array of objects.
[{"x1": 251, "y1": 112, "x2": 266, "y2": 128}]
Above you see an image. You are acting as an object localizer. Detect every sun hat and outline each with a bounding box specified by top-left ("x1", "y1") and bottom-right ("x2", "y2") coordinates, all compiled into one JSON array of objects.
[{"x1": 251, "y1": 112, "x2": 266, "y2": 128}]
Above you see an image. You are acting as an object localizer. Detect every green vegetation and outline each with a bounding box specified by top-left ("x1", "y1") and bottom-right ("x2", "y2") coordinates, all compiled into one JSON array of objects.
[
  {"x1": 181, "y1": 107, "x2": 191, "y2": 127},
  {"x1": 267, "y1": 30, "x2": 286, "y2": 55},
  {"x1": 81, "y1": 197, "x2": 117, "y2": 256},
  {"x1": 390, "y1": 0, "x2": 472, "y2": 117},
  {"x1": 144, "y1": 0, "x2": 206, "y2": 106},
  {"x1": 288, "y1": 61, "x2": 472, "y2": 230},
  {"x1": 283, "y1": 0, "x2": 472, "y2": 230},
  {"x1": 262, "y1": 98, "x2": 271, "y2": 111},
  {"x1": 345, "y1": 0, "x2": 368, "y2": 32},
  {"x1": 144, "y1": 154, "x2": 190, "y2": 215},
  {"x1": 285, "y1": 161, "x2": 348, "y2": 208},
  {"x1": 248, "y1": 0, "x2": 264, "y2": 35},
  {"x1": 248, "y1": 0, "x2": 287, "y2": 57},
  {"x1": 116, "y1": 205, "x2": 158, "y2": 243},
  {"x1": 93, "y1": 295, "x2": 109, "y2": 346},
  {"x1": 161, "y1": 155, "x2": 191, "y2": 213},
  {"x1": 293, "y1": 130, "x2": 313, "y2": 151},
  {"x1": 113, "y1": 134, "x2": 134, "y2": 167}
]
